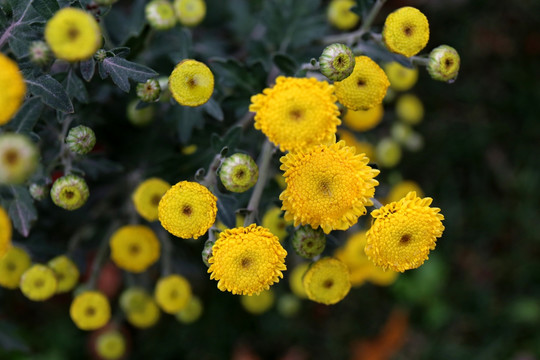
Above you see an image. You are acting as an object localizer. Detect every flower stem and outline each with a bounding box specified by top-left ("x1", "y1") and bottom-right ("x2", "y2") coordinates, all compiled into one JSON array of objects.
[
  {"x1": 200, "y1": 153, "x2": 223, "y2": 190},
  {"x1": 411, "y1": 56, "x2": 430, "y2": 66},
  {"x1": 371, "y1": 197, "x2": 384, "y2": 209},
  {"x1": 154, "y1": 225, "x2": 173, "y2": 276},
  {"x1": 360, "y1": 0, "x2": 388, "y2": 34},
  {"x1": 88, "y1": 222, "x2": 119, "y2": 289}
]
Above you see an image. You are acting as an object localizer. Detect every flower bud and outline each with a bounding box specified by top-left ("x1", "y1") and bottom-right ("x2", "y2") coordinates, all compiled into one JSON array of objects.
[
  {"x1": 66, "y1": 125, "x2": 96, "y2": 155},
  {"x1": 427, "y1": 45, "x2": 460, "y2": 83},
  {"x1": 50, "y1": 175, "x2": 89, "y2": 210},
  {"x1": 146, "y1": 0, "x2": 177, "y2": 30},
  {"x1": 0, "y1": 133, "x2": 39, "y2": 185},
  {"x1": 319, "y1": 43, "x2": 355, "y2": 81},
  {"x1": 136, "y1": 79, "x2": 161, "y2": 102},
  {"x1": 219, "y1": 153, "x2": 258, "y2": 193},
  {"x1": 29, "y1": 41, "x2": 52, "y2": 66},
  {"x1": 201, "y1": 239, "x2": 214, "y2": 267},
  {"x1": 292, "y1": 226, "x2": 326, "y2": 259},
  {"x1": 94, "y1": 49, "x2": 107, "y2": 62},
  {"x1": 29, "y1": 183, "x2": 48, "y2": 201}
]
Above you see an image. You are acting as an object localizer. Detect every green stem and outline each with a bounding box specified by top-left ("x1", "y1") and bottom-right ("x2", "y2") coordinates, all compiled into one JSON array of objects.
[
  {"x1": 88, "y1": 222, "x2": 118, "y2": 289},
  {"x1": 155, "y1": 225, "x2": 173, "y2": 276},
  {"x1": 411, "y1": 56, "x2": 430, "y2": 66},
  {"x1": 59, "y1": 117, "x2": 74, "y2": 174},
  {"x1": 244, "y1": 140, "x2": 275, "y2": 226},
  {"x1": 371, "y1": 197, "x2": 383, "y2": 209},
  {"x1": 199, "y1": 153, "x2": 223, "y2": 190},
  {"x1": 360, "y1": 0, "x2": 388, "y2": 34}
]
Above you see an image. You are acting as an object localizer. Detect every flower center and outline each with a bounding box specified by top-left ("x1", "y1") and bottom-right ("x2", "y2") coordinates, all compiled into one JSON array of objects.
[
  {"x1": 400, "y1": 234, "x2": 412, "y2": 244},
  {"x1": 356, "y1": 78, "x2": 366, "y2": 87},
  {"x1": 182, "y1": 205, "x2": 193, "y2": 216},
  {"x1": 34, "y1": 278, "x2": 45, "y2": 288},
  {"x1": 6, "y1": 262, "x2": 16, "y2": 272},
  {"x1": 403, "y1": 25, "x2": 413, "y2": 37},
  {"x1": 318, "y1": 180, "x2": 332, "y2": 197},
  {"x1": 323, "y1": 279, "x2": 334, "y2": 289},
  {"x1": 64, "y1": 190, "x2": 75, "y2": 200},
  {"x1": 169, "y1": 289, "x2": 178, "y2": 299},
  {"x1": 68, "y1": 27, "x2": 80, "y2": 40},
  {"x1": 4, "y1": 149, "x2": 19, "y2": 165},
  {"x1": 241, "y1": 257, "x2": 252, "y2": 269},
  {"x1": 85, "y1": 306, "x2": 96, "y2": 317},
  {"x1": 444, "y1": 58, "x2": 454, "y2": 68},
  {"x1": 187, "y1": 77, "x2": 197, "y2": 88},
  {"x1": 289, "y1": 109, "x2": 304, "y2": 122},
  {"x1": 129, "y1": 243, "x2": 141, "y2": 255},
  {"x1": 333, "y1": 54, "x2": 349, "y2": 71},
  {"x1": 305, "y1": 240, "x2": 314, "y2": 248},
  {"x1": 151, "y1": 194, "x2": 162, "y2": 206}
]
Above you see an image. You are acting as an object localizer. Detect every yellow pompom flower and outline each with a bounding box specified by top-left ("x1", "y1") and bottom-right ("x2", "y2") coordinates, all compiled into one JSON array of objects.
[
  {"x1": 0, "y1": 246, "x2": 31, "y2": 289},
  {"x1": 337, "y1": 130, "x2": 375, "y2": 160},
  {"x1": 0, "y1": 133, "x2": 39, "y2": 185},
  {"x1": 109, "y1": 225, "x2": 160, "y2": 273},
  {"x1": 279, "y1": 141, "x2": 379, "y2": 234},
  {"x1": 169, "y1": 59, "x2": 214, "y2": 106},
  {"x1": 96, "y1": 330, "x2": 126, "y2": 360},
  {"x1": 241, "y1": 289, "x2": 275, "y2": 315},
  {"x1": 365, "y1": 191, "x2": 445, "y2": 272},
  {"x1": 327, "y1": 0, "x2": 360, "y2": 31},
  {"x1": 175, "y1": 296, "x2": 203, "y2": 324},
  {"x1": 384, "y1": 62, "x2": 419, "y2": 91},
  {"x1": 132, "y1": 178, "x2": 171, "y2": 222},
  {"x1": 0, "y1": 53, "x2": 26, "y2": 125},
  {"x1": 158, "y1": 181, "x2": 217, "y2": 239},
  {"x1": 120, "y1": 288, "x2": 161, "y2": 329},
  {"x1": 70, "y1": 290, "x2": 111, "y2": 330},
  {"x1": 173, "y1": 0, "x2": 206, "y2": 27},
  {"x1": 261, "y1": 206, "x2": 291, "y2": 242},
  {"x1": 343, "y1": 104, "x2": 384, "y2": 132},
  {"x1": 334, "y1": 56, "x2": 390, "y2": 111},
  {"x1": 20, "y1": 264, "x2": 57, "y2": 301},
  {"x1": 396, "y1": 93, "x2": 424, "y2": 125},
  {"x1": 48, "y1": 255, "x2": 79, "y2": 293},
  {"x1": 303, "y1": 257, "x2": 351, "y2": 305},
  {"x1": 249, "y1": 76, "x2": 341, "y2": 153},
  {"x1": 44, "y1": 7, "x2": 102, "y2": 62},
  {"x1": 382, "y1": 7, "x2": 429, "y2": 58},
  {"x1": 208, "y1": 224, "x2": 287, "y2": 295},
  {"x1": 387, "y1": 180, "x2": 424, "y2": 203},
  {"x1": 0, "y1": 205, "x2": 12, "y2": 258},
  {"x1": 155, "y1": 274, "x2": 192, "y2": 314},
  {"x1": 289, "y1": 262, "x2": 309, "y2": 299}
]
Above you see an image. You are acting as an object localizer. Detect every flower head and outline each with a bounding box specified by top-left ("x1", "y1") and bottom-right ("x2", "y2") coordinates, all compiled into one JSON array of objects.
[
  {"x1": 0, "y1": 53, "x2": 26, "y2": 125},
  {"x1": 384, "y1": 62, "x2": 418, "y2": 91},
  {"x1": 20, "y1": 264, "x2": 58, "y2": 301},
  {"x1": 173, "y1": 0, "x2": 206, "y2": 27},
  {"x1": 137, "y1": 79, "x2": 161, "y2": 102},
  {"x1": 154, "y1": 274, "x2": 192, "y2": 314},
  {"x1": 120, "y1": 288, "x2": 161, "y2": 329},
  {"x1": 0, "y1": 205, "x2": 12, "y2": 258},
  {"x1": 96, "y1": 330, "x2": 126, "y2": 360},
  {"x1": 382, "y1": 7, "x2": 429, "y2": 58},
  {"x1": 158, "y1": 181, "x2": 217, "y2": 239},
  {"x1": 241, "y1": 289, "x2": 275, "y2": 315},
  {"x1": 249, "y1": 76, "x2": 340, "y2": 153},
  {"x1": 48, "y1": 255, "x2": 80, "y2": 293},
  {"x1": 0, "y1": 133, "x2": 39, "y2": 185},
  {"x1": 279, "y1": 141, "x2": 379, "y2": 234},
  {"x1": 29, "y1": 183, "x2": 48, "y2": 201},
  {"x1": 427, "y1": 45, "x2": 460, "y2": 83},
  {"x1": 334, "y1": 56, "x2": 390, "y2": 111},
  {"x1": 109, "y1": 225, "x2": 160, "y2": 273},
  {"x1": 396, "y1": 94, "x2": 424, "y2": 125},
  {"x1": 169, "y1": 59, "x2": 214, "y2": 106},
  {"x1": 45, "y1": 7, "x2": 102, "y2": 62},
  {"x1": 303, "y1": 257, "x2": 351, "y2": 305},
  {"x1": 132, "y1": 178, "x2": 171, "y2": 222},
  {"x1": 343, "y1": 104, "x2": 384, "y2": 132},
  {"x1": 50, "y1": 174, "x2": 89, "y2": 210},
  {"x1": 0, "y1": 246, "x2": 31, "y2": 289},
  {"x1": 145, "y1": 0, "x2": 177, "y2": 30},
  {"x1": 66, "y1": 125, "x2": 96, "y2": 154},
  {"x1": 219, "y1": 153, "x2": 259, "y2": 193},
  {"x1": 327, "y1": 0, "x2": 360, "y2": 30},
  {"x1": 365, "y1": 191, "x2": 444, "y2": 272},
  {"x1": 70, "y1": 290, "x2": 111, "y2": 330},
  {"x1": 208, "y1": 224, "x2": 287, "y2": 295},
  {"x1": 175, "y1": 296, "x2": 203, "y2": 324},
  {"x1": 319, "y1": 43, "x2": 356, "y2": 81},
  {"x1": 292, "y1": 226, "x2": 326, "y2": 259}
]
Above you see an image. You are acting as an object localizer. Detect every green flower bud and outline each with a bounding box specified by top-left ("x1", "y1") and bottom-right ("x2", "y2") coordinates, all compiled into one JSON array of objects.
[
  {"x1": 29, "y1": 183, "x2": 48, "y2": 201},
  {"x1": 146, "y1": 0, "x2": 177, "y2": 30},
  {"x1": 219, "y1": 153, "x2": 258, "y2": 193},
  {"x1": 137, "y1": 79, "x2": 161, "y2": 102},
  {"x1": 201, "y1": 239, "x2": 214, "y2": 267},
  {"x1": 292, "y1": 226, "x2": 326, "y2": 259},
  {"x1": 0, "y1": 133, "x2": 39, "y2": 185},
  {"x1": 50, "y1": 175, "x2": 89, "y2": 211},
  {"x1": 94, "y1": 49, "x2": 107, "y2": 62},
  {"x1": 127, "y1": 100, "x2": 155, "y2": 127},
  {"x1": 66, "y1": 125, "x2": 96, "y2": 155},
  {"x1": 427, "y1": 45, "x2": 460, "y2": 83},
  {"x1": 319, "y1": 43, "x2": 355, "y2": 81},
  {"x1": 29, "y1": 41, "x2": 52, "y2": 66}
]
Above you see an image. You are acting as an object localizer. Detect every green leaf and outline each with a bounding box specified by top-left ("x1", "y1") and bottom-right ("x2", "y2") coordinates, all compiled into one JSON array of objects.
[
  {"x1": 210, "y1": 58, "x2": 266, "y2": 95},
  {"x1": 202, "y1": 98, "x2": 224, "y2": 122},
  {"x1": 65, "y1": 69, "x2": 89, "y2": 103},
  {"x1": 79, "y1": 57, "x2": 95, "y2": 82},
  {"x1": 216, "y1": 193, "x2": 238, "y2": 228},
  {"x1": 8, "y1": 186, "x2": 37, "y2": 237},
  {"x1": 25, "y1": 75, "x2": 74, "y2": 113},
  {"x1": 31, "y1": 0, "x2": 59, "y2": 19},
  {"x1": 211, "y1": 126, "x2": 243, "y2": 153},
  {"x1": 9, "y1": 97, "x2": 43, "y2": 134},
  {"x1": 101, "y1": 56, "x2": 158, "y2": 92},
  {"x1": 273, "y1": 53, "x2": 297, "y2": 76},
  {"x1": 175, "y1": 106, "x2": 204, "y2": 144}
]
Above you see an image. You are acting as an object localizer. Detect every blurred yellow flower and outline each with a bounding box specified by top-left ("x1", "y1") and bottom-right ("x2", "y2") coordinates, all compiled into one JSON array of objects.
[
  {"x1": 241, "y1": 289, "x2": 275, "y2": 315},
  {"x1": 70, "y1": 290, "x2": 111, "y2": 330},
  {"x1": 327, "y1": 0, "x2": 360, "y2": 30},
  {"x1": 343, "y1": 104, "x2": 384, "y2": 132},
  {"x1": 155, "y1": 274, "x2": 192, "y2": 314},
  {"x1": 96, "y1": 330, "x2": 126, "y2": 360},
  {"x1": 174, "y1": 0, "x2": 206, "y2": 27},
  {"x1": 0, "y1": 246, "x2": 31, "y2": 289},
  {"x1": 175, "y1": 296, "x2": 203, "y2": 324},
  {"x1": 261, "y1": 206, "x2": 291, "y2": 242},
  {"x1": 132, "y1": 178, "x2": 171, "y2": 222},
  {"x1": 387, "y1": 180, "x2": 424, "y2": 203},
  {"x1": 48, "y1": 255, "x2": 79, "y2": 293},
  {"x1": 20, "y1": 264, "x2": 57, "y2": 301},
  {"x1": 396, "y1": 93, "x2": 424, "y2": 125},
  {"x1": 384, "y1": 62, "x2": 419, "y2": 91},
  {"x1": 109, "y1": 225, "x2": 160, "y2": 273},
  {"x1": 0, "y1": 53, "x2": 26, "y2": 125}
]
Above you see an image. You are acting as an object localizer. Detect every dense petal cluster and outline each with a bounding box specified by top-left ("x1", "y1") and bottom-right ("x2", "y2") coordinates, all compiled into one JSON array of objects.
[
  {"x1": 20, "y1": 264, "x2": 58, "y2": 301},
  {"x1": 132, "y1": 178, "x2": 171, "y2": 221},
  {"x1": 70, "y1": 291, "x2": 111, "y2": 330},
  {"x1": 303, "y1": 257, "x2": 351, "y2": 305},
  {"x1": 109, "y1": 225, "x2": 160, "y2": 273},
  {"x1": 0, "y1": 53, "x2": 26, "y2": 125},
  {"x1": 169, "y1": 59, "x2": 214, "y2": 106},
  {"x1": 382, "y1": 7, "x2": 429, "y2": 57},
  {"x1": 154, "y1": 274, "x2": 192, "y2": 314}
]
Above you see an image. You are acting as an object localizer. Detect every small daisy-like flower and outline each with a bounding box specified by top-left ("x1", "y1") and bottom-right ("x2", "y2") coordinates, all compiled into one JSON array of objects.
[
  {"x1": 384, "y1": 62, "x2": 418, "y2": 92},
  {"x1": 249, "y1": 77, "x2": 341, "y2": 153},
  {"x1": 292, "y1": 226, "x2": 326, "y2": 259},
  {"x1": 343, "y1": 104, "x2": 384, "y2": 132},
  {"x1": 396, "y1": 94, "x2": 424, "y2": 125},
  {"x1": 0, "y1": 246, "x2": 31, "y2": 289},
  {"x1": 48, "y1": 255, "x2": 80, "y2": 293},
  {"x1": 387, "y1": 180, "x2": 424, "y2": 203},
  {"x1": 327, "y1": 0, "x2": 360, "y2": 31},
  {"x1": 158, "y1": 181, "x2": 217, "y2": 239},
  {"x1": 334, "y1": 56, "x2": 390, "y2": 111},
  {"x1": 132, "y1": 178, "x2": 171, "y2": 222},
  {"x1": 137, "y1": 79, "x2": 161, "y2": 102},
  {"x1": 173, "y1": 0, "x2": 206, "y2": 27},
  {"x1": 50, "y1": 175, "x2": 89, "y2": 210},
  {"x1": 0, "y1": 53, "x2": 26, "y2": 125},
  {"x1": 337, "y1": 130, "x2": 375, "y2": 160},
  {"x1": 109, "y1": 225, "x2": 160, "y2": 273},
  {"x1": 120, "y1": 288, "x2": 161, "y2": 329},
  {"x1": 427, "y1": 45, "x2": 461, "y2": 83},
  {"x1": 0, "y1": 133, "x2": 39, "y2": 185},
  {"x1": 303, "y1": 257, "x2": 351, "y2": 305},
  {"x1": 154, "y1": 274, "x2": 192, "y2": 314},
  {"x1": 66, "y1": 125, "x2": 96, "y2": 155},
  {"x1": 382, "y1": 7, "x2": 429, "y2": 58},
  {"x1": 208, "y1": 224, "x2": 287, "y2": 295},
  {"x1": 261, "y1": 206, "x2": 291, "y2": 242},
  {"x1": 0, "y1": 205, "x2": 12, "y2": 258},
  {"x1": 219, "y1": 153, "x2": 259, "y2": 193},
  {"x1": 241, "y1": 289, "x2": 275, "y2": 315},
  {"x1": 70, "y1": 290, "x2": 111, "y2": 330},
  {"x1": 20, "y1": 264, "x2": 58, "y2": 301},
  {"x1": 279, "y1": 141, "x2": 379, "y2": 234},
  {"x1": 145, "y1": 0, "x2": 177, "y2": 30},
  {"x1": 175, "y1": 296, "x2": 203, "y2": 324},
  {"x1": 95, "y1": 330, "x2": 126, "y2": 360},
  {"x1": 29, "y1": 40, "x2": 52, "y2": 66},
  {"x1": 169, "y1": 59, "x2": 214, "y2": 107},
  {"x1": 44, "y1": 7, "x2": 102, "y2": 62},
  {"x1": 319, "y1": 43, "x2": 356, "y2": 81},
  {"x1": 289, "y1": 262, "x2": 309, "y2": 299},
  {"x1": 375, "y1": 138, "x2": 401, "y2": 168},
  {"x1": 365, "y1": 191, "x2": 445, "y2": 272}
]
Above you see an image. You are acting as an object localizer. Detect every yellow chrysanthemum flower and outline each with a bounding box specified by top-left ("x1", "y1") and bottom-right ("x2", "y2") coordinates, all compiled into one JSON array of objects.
[
  {"x1": 208, "y1": 224, "x2": 287, "y2": 295},
  {"x1": 109, "y1": 225, "x2": 160, "y2": 273},
  {"x1": 155, "y1": 274, "x2": 192, "y2": 314},
  {"x1": 158, "y1": 181, "x2": 217, "y2": 239},
  {"x1": 396, "y1": 93, "x2": 424, "y2": 125},
  {"x1": 70, "y1": 290, "x2": 111, "y2": 330},
  {"x1": 96, "y1": 330, "x2": 126, "y2": 360},
  {"x1": 0, "y1": 246, "x2": 31, "y2": 289},
  {"x1": 334, "y1": 56, "x2": 390, "y2": 111},
  {"x1": 303, "y1": 257, "x2": 351, "y2": 305},
  {"x1": 249, "y1": 76, "x2": 341, "y2": 153},
  {"x1": 327, "y1": 0, "x2": 360, "y2": 31},
  {"x1": 241, "y1": 289, "x2": 275, "y2": 315},
  {"x1": 48, "y1": 255, "x2": 79, "y2": 293},
  {"x1": 0, "y1": 205, "x2": 12, "y2": 258},
  {"x1": 169, "y1": 59, "x2": 214, "y2": 106},
  {"x1": 132, "y1": 178, "x2": 171, "y2": 222},
  {"x1": 289, "y1": 262, "x2": 309, "y2": 299},
  {"x1": 384, "y1": 62, "x2": 419, "y2": 91},
  {"x1": 0, "y1": 133, "x2": 39, "y2": 185},
  {"x1": 262, "y1": 206, "x2": 291, "y2": 242},
  {"x1": 175, "y1": 296, "x2": 203, "y2": 324},
  {"x1": 382, "y1": 7, "x2": 429, "y2": 58},
  {"x1": 365, "y1": 191, "x2": 444, "y2": 272},
  {"x1": 173, "y1": 0, "x2": 206, "y2": 27},
  {"x1": 44, "y1": 7, "x2": 102, "y2": 62},
  {"x1": 279, "y1": 141, "x2": 379, "y2": 234},
  {"x1": 122, "y1": 289, "x2": 161, "y2": 329},
  {"x1": 20, "y1": 264, "x2": 57, "y2": 301},
  {"x1": 387, "y1": 180, "x2": 424, "y2": 203},
  {"x1": 343, "y1": 104, "x2": 384, "y2": 132},
  {"x1": 337, "y1": 130, "x2": 375, "y2": 161},
  {"x1": 0, "y1": 53, "x2": 26, "y2": 125}
]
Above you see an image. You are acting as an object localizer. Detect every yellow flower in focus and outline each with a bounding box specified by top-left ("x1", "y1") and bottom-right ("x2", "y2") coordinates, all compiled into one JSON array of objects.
[
  {"x1": 396, "y1": 94, "x2": 424, "y2": 125},
  {"x1": 208, "y1": 224, "x2": 287, "y2": 295},
  {"x1": 249, "y1": 76, "x2": 340, "y2": 153},
  {"x1": 382, "y1": 7, "x2": 429, "y2": 57},
  {"x1": 303, "y1": 257, "x2": 351, "y2": 305},
  {"x1": 280, "y1": 141, "x2": 379, "y2": 234},
  {"x1": 387, "y1": 180, "x2": 424, "y2": 203},
  {"x1": 0, "y1": 133, "x2": 39, "y2": 185},
  {"x1": 132, "y1": 178, "x2": 171, "y2": 222},
  {"x1": 20, "y1": 264, "x2": 57, "y2": 301},
  {"x1": 241, "y1": 289, "x2": 275, "y2": 315},
  {"x1": 337, "y1": 130, "x2": 375, "y2": 161},
  {"x1": 262, "y1": 206, "x2": 291, "y2": 242},
  {"x1": 289, "y1": 262, "x2": 309, "y2": 299},
  {"x1": 175, "y1": 296, "x2": 203, "y2": 324},
  {"x1": 174, "y1": 0, "x2": 206, "y2": 27},
  {"x1": 384, "y1": 62, "x2": 419, "y2": 91},
  {"x1": 334, "y1": 56, "x2": 390, "y2": 111},
  {"x1": 48, "y1": 255, "x2": 79, "y2": 293},
  {"x1": 327, "y1": 0, "x2": 360, "y2": 31},
  {"x1": 155, "y1": 274, "x2": 192, "y2": 314},
  {"x1": 70, "y1": 290, "x2": 111, "y2": 330},
  {"x1": 0, "y1": 246, "x2": 31, "y2": 289},
  {"x1": 365, "y1": 191, "x2": 444, "y2": 272},
  {"x1": 0, "y1": 205, "x2": 12, "y2": 258},
  {"x1": 343, "y1": 104, "x2": 384, "y2": 132},
  {"x1": 158, "y1": 181, "x2": 217, "y2": 239},
  {"x1": 96, "y1": 330, "x2": 126, "y2": 360},
  {"x1": 44, "y1": 7, "x2": 102, "y2": 62},
  {"x1": 169, "y1": 59, "x2": 214, "y2": 106},
  {"x1": 109, "y1": 225, "x2": 160, "y2": 273},
  {"x1": 0, "y1": 53, "x2": 26, "y2": 125}
]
